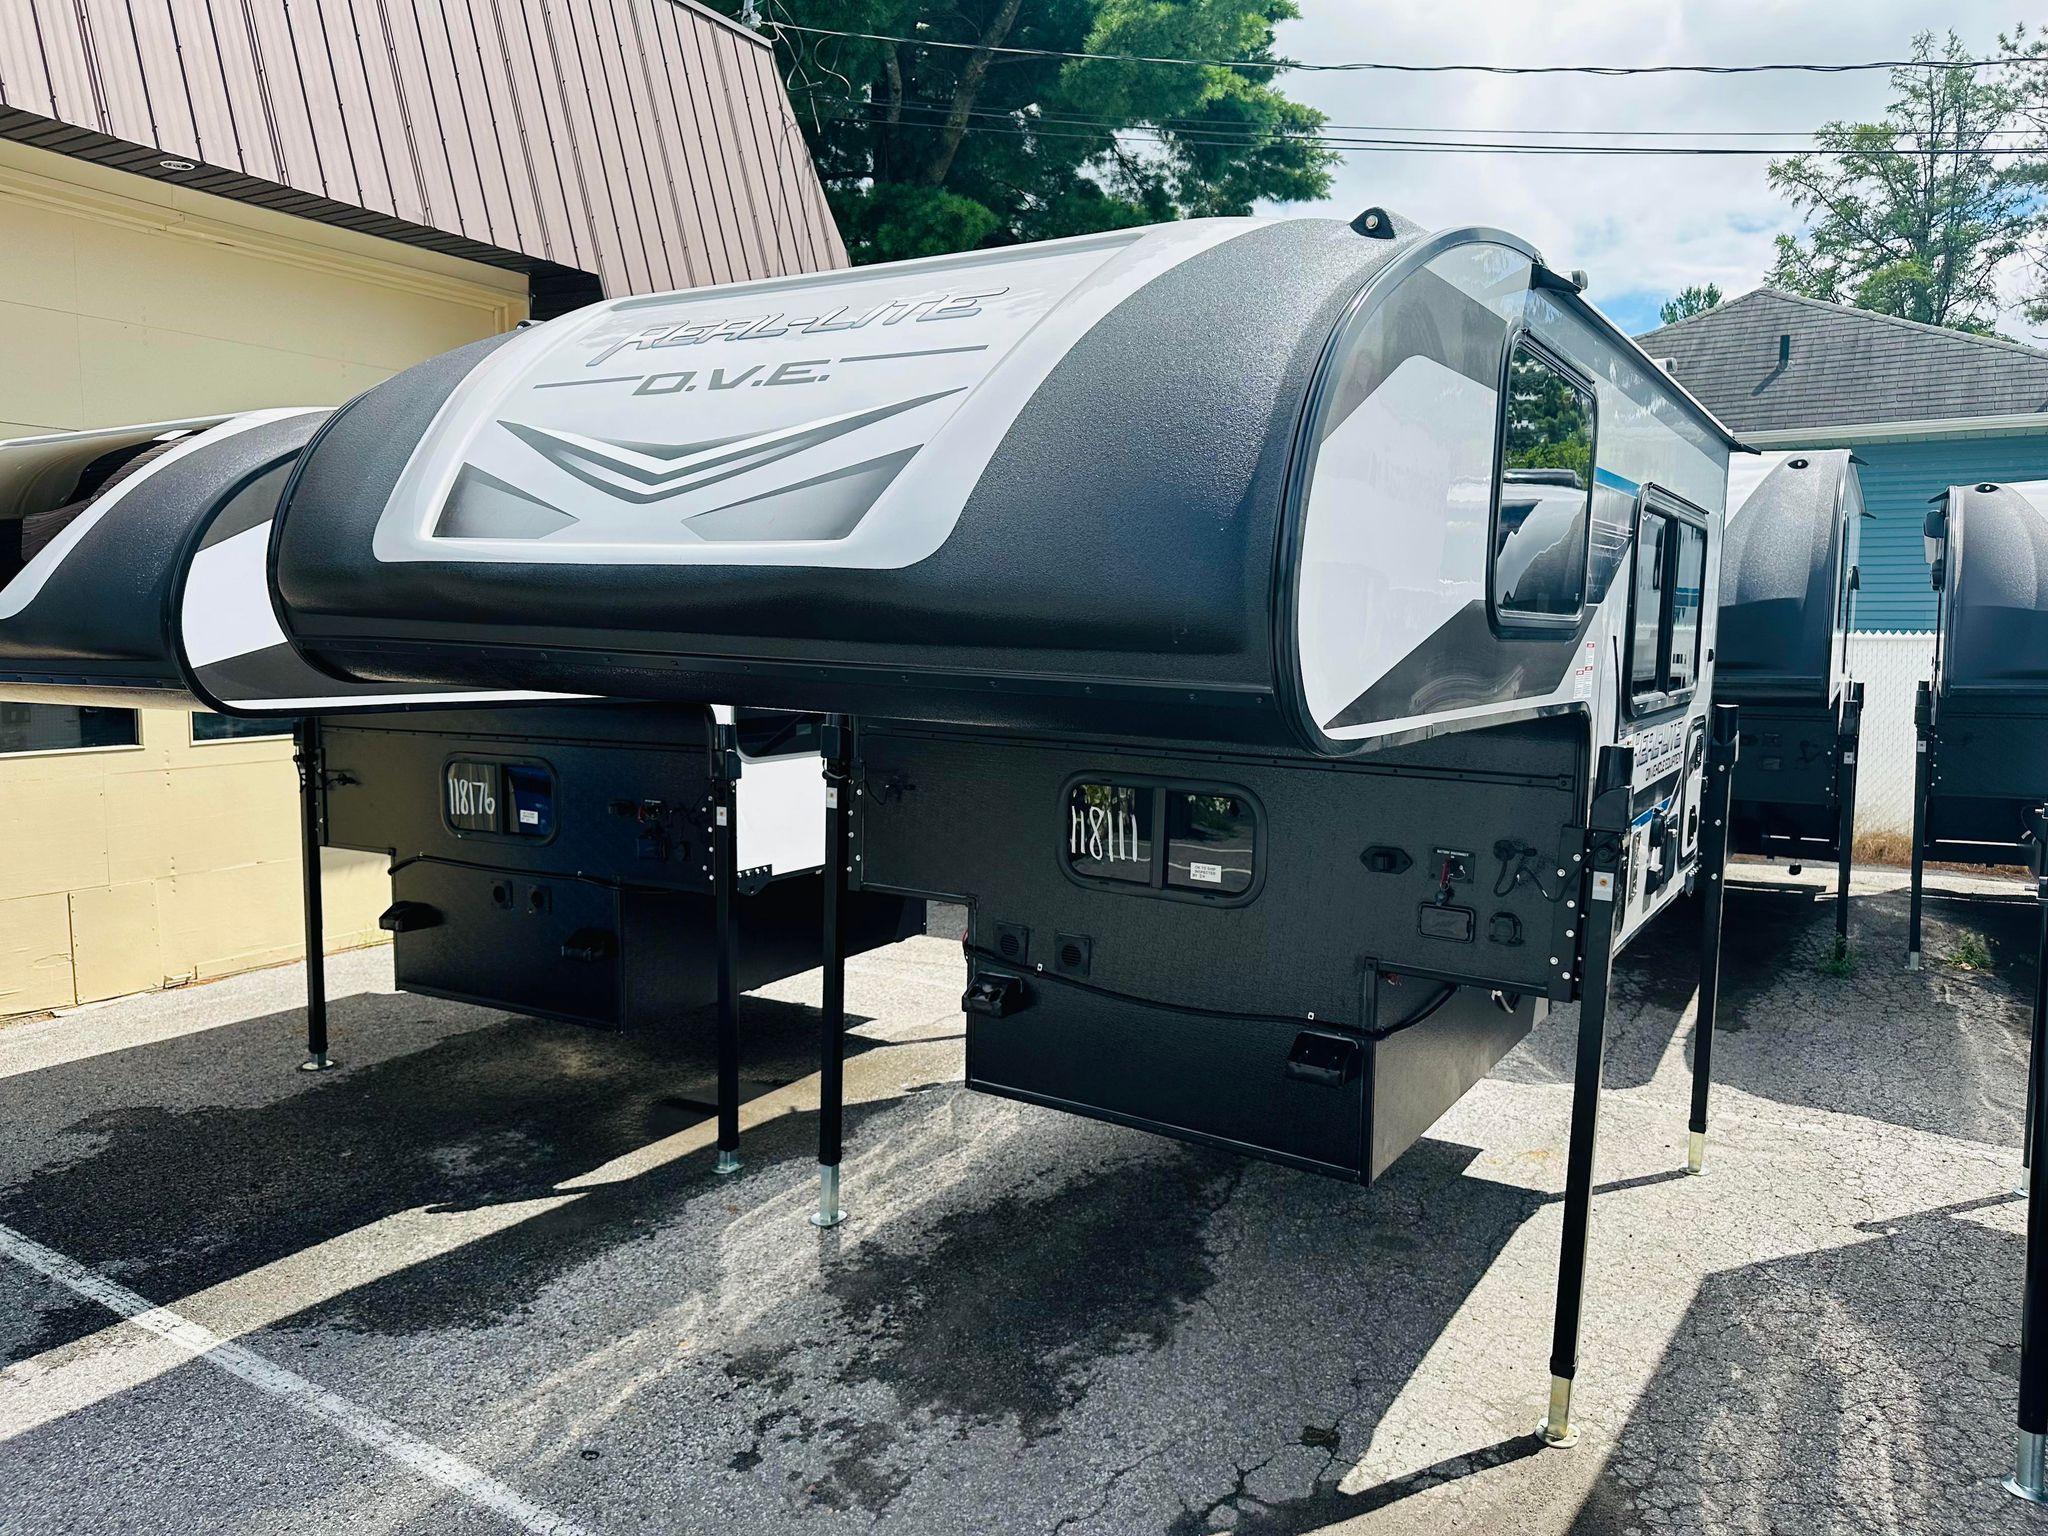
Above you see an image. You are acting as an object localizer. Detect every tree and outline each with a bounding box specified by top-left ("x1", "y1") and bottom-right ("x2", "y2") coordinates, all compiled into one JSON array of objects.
[
  {"x1": 1658, "y1": 284, "x2": 1723, "y2": 325},
  {"x1": 718, "y1": 1, "x2": 1336, "y2": 263},
  {"x1": 1765, "y1": 31, "x2": 2036, "y2": 334}
]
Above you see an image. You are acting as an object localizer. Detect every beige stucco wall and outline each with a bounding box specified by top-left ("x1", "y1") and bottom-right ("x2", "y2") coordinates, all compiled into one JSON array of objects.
[{"x1": 0, "y1": 138, "x2": 529, "y2": 1015}]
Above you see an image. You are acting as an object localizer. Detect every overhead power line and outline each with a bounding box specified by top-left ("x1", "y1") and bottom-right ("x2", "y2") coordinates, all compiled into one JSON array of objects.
[
  {"x1": 768, "y1": 22, "x2": 2033, "y2": 78},
  {"x1": 788, "y1": 87, "x2": 2048, "y2": 159}
]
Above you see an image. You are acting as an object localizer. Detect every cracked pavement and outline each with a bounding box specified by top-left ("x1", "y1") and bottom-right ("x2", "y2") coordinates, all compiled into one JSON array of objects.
[{"x1": 0, "y1": 866, "x2": 2043, "y2": 1535}]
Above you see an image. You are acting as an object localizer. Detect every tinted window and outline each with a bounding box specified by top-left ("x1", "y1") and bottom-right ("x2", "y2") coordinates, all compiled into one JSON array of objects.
[
  {"x1": 1495, "y1": 345, "x2": 1594, "y2": 619},
  {"x1": 1629, "y1": 502, "x2": 1710, "y2": 709},
  {"x1": 1630, "y1": 514, "x2": 1669, "y2": 702},
  {"x1": 1165, "y1": 792, "x2": 1256, "y2": 895},
  {"x1": 0, "y1": 703, "x2": 139, "y2": 755},
  {"x1": 1066, "y1": 783, "x2": 1153, "y2": 884},
  {"x1": 735, "y1": 709, "x2": 820, "y2": 758},
  {"x1": 1668, "y1": 522, "x2": 1707, "y2": 696},
  {"x1": 192, "y1": 712, "x2": 292, "y2": 742}
]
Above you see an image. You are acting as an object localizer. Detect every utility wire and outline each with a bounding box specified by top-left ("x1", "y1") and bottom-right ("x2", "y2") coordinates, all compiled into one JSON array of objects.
[
  {"x1": 788, "y1": 87, "x2": 2048, "y2": 158},
  {"x1": 767, "y1": 22, "x2": 2035, "y2": 78}
]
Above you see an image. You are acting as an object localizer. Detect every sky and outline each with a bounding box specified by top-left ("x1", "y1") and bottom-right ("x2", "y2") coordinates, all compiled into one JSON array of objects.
[{"x1": 1261, "y1": 2, "x2": 2044, "y2": 338}]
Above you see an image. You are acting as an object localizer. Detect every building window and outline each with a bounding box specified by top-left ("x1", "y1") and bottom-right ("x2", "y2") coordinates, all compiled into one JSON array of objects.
[
  {"x1": 1627, "y1": 495, "x2": 1710, "y2": 713},
  {"x1": 1493, "y1": 341, "x2": 1596, "y2": 624},
  {"x1": 192, "y1": 712, "x2": 294, "y2": 743},
  {"x1": 0, "y1": 702, "x2": 140, "y2": 755}
]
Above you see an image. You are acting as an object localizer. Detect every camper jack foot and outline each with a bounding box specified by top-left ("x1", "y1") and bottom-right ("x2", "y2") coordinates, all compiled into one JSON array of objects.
[
  {"x1": 1539, "y1": 1375, "x2": 1578, "y2": 1448},
  {"x1": 1907, "y1": 951, "x2": 1922, "y2": 971},
  {"x1": 2008, "y1": 1430, "x2": 2048, "y2": 1503},
  {"x1": 299, "y1": 1052, "x2": 337, "y2": 1073},
  {"x1": 715, "y1": 1150, "x2": 741, "y2": 1176},
  {"x1": 1687, "y1": 1130, "x2": 1706, "y2": 1175},
  {"x1": 811, "y1": 1163, "x2": 845, "y2": 1228}
]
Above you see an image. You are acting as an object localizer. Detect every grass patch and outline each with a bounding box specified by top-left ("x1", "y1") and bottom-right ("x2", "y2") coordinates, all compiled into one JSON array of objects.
[
  {"x1": 1946, "y1": 931, "x2": 1994, "y2": 970},
  {"x1": 1818, "y1": 938, "x2": 1855, "y2": 978}
]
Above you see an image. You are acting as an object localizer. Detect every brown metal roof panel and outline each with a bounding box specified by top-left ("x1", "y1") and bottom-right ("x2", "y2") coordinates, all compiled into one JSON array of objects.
[
  {"x1": 487, "y1": 0, "x2": 578, "y2": 268},
  {"x1": 708, "y1": 27, "x2": 777, "y2": 277},
  {"x1": 670, "y1": 6, "x2": 752, "y2": 282},
  {"x1": 22, "y1": 0, "x2": 99, "y2": 130},
  {"x1": 595, "y1": 0, "x2": 694, "y2": 289},
  {"x1": 627, "y1": 0, "x2": 709, "y2": 288},
  {"x1": 176, "y1": 0, "x2": 255, "y2": 174},
  {"x1": 741, "y1": 43, "x2": 828, "y2": 271},
  {"x1": 240, "y1": 0, "x2": 328, "y2": 194},
  {"x1": 0, "y1": 5, "x2": 58, "y2": 119},
  {"x1": 526, "y1": 0, "x2": 622, "y2": 289},
  {"x1": 73, "y1": 0, "x2": 155, "y2": 145},
  {"x1": 725, "y1": 36, "x2": 798, "y2": 272},
  {"x1": 345, "y1": 0, "x2": 431, "y2": 225},
  {"x1": 375, "y1": 0, "x2": 460, "y2": 231},
  {"x1": 210, "y1": 0, "x2": 288, "y2": 181},
  {"x1": 560, "y1": 0, "x2": 657, "y2": 293},
  {"x1": 399, "y1": 0, "x2": 483, "y2": 237},
  {"x1": 306, "y1": 0, "x2": 397, "y2": 214},
  {"x1": 434, "y1": 0, "x2": 519, "y2": 250},
  {"x1": 651, "y1": 0, "x2": 737, "y2": 285},
  {"x1": 548, "y1": 0, "x2": 643, "y2": 290}
]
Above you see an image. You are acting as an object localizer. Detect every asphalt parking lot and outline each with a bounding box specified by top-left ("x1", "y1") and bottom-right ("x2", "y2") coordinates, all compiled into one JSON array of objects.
[{"x1": 0, "y1": 866, "x2": 2043, "y2": 1535}]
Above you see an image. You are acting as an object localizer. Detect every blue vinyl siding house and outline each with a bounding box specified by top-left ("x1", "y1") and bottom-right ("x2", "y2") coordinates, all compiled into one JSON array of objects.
[{"x1": 1638, "y1": 291, "x2": 2048, "y2": 630}]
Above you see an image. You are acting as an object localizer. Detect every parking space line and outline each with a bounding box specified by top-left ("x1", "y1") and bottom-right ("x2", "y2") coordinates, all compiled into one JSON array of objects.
[{"x1": 0, "y1": 1222, "x2": 591, "y2": 1536}]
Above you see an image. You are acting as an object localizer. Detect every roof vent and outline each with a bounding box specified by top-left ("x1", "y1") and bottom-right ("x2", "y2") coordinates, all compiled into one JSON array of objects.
[
  {"x1": 1350, "y1": 207, "x2": 1396, "y2": 239},
  {"x1": 1652, "y1": 356, "x2": 1678, "y2": 375},
  {"x1": 1778, "y1": 333, "x2": 1792, "y2": 366},
  {"x1": 1978, "y1": 482, "x2": 1999, "y2": 493},
  {"x1": 1788, "y1": 457, "x2": 1809, "y2": 469},
  {"x1": 1569, "y1": 269, "x2": 1590, "y2": 293}
]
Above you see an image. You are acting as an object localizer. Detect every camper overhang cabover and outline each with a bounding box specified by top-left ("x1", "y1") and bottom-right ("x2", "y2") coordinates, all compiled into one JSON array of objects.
[
  {"x1": 0, "y1": 416, "x2": 919, "y2": 1167},
  {"x1": 1909, "y1": 478, "x2": 2048, "y2": 963},
  {"x1": 264, "y1": 210, "x2": 1747, "y2": 1448},
  {"x1": 1716, "y1": 450, "x2": 1867, "y2": 941}
]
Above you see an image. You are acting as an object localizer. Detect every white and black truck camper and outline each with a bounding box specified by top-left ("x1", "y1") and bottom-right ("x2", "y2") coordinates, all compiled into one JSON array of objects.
[
  {"x1": 0, "y1": 413, "x2": 920, "y2": 1159},
  {"x1": 264, "y1": 208, "x2": 1747, "y2": 1445},
  {"x1": 1911, "y1": 481, "x2": 2048, "y2": 1499},
  {"x1": 1715, "y1": 450, "x2": 1868, "y2": 946}
]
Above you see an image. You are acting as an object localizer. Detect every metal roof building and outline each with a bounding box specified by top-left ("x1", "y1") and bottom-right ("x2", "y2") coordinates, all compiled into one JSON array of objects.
[
  {"x1": 0, "y1": 0, "x2": 843, "y2": 1013},
  {"x1": 1639, "y1": 289, "x2": 2048, "y2": 631}
]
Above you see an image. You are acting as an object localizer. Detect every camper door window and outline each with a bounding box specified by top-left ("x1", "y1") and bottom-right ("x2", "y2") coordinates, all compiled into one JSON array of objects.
[
  {"x1": 1493, "y1": 341, "x2": 1595, "y2": 628},
  {"x1": 1628, "y1": 495, "x2": 1709, "y2": 713}
]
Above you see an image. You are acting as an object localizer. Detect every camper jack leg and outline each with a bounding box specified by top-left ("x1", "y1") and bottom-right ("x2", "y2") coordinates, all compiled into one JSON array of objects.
[
  {"x1": 1908, "y1": 682, "x2": 1933, "y2": 970},
  {"x1": 813, "y1": 716, "x2": 852, "y2": 1229},
  {"x1": 293, "y1": 719, "x2": 335, "y2": 1073},
  {"x1": 1541, "y1": 747, "x2": 1634, "y2": 1448},
  {"x1": 2006, "y1": 806, "x2": 2048, "y2": 1503},
  {"x1": 713, "y1": 721, "x2": 743, "y2": 1176},
  {"x1": 1832, "y1": 682, "x2": 1863, "y2": 949},
  {"x1": 1688, "y1": 705, "x2": 1739, "y2": 1174}
]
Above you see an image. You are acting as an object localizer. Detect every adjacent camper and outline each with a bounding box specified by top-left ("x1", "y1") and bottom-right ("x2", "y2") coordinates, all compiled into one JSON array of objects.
[
  {"x1": 1716, "y1": 451, "x2": 1866, "y2": 942},
  {"x1": 265, "y1": 210, "x2": 1746, "y2": 1445},
  {"x1": 1908, "y1": 479, "x2": 2048, "y2": 966},
  {"x1": 0, "y1": 416, "x2": 919, "y2": 1156}
]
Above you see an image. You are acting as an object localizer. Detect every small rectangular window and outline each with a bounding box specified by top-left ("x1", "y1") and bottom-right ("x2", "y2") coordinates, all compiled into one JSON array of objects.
[
  {"x1": 1066, "y1": 783, "x2": 1153, "y2": 884},
  {"x1": 192, "y1": 712, "x2": 293, "y2": 743},
  {"x1": 1628, "y1": 498, "x2": 1709, "y2": 712},
  {"x1": 1494, "y1": 342, "x2": 1595, "y2": 622},
  {"x1": 445, "y1": 759, "x2": 502, "y2": 833},
  {"x1": 1164, "y1": 792, "x2": 1255, "y2": 895},
  {"x1": 0, "y1": 702, "x2": 139, "y2": 755}
]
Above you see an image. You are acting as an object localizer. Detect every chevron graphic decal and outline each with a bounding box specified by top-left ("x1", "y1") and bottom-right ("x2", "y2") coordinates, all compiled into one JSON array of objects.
[{"x1": 501, "y1": 390, "x2": 963, "y2": 507}]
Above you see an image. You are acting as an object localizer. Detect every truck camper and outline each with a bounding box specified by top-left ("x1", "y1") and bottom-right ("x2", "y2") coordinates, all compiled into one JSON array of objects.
[
  {"x1": 264, "y1": 209, "x2": 1748, "y2": 1444},
  {"x1": 0, "y1": 413, "x2": 919, "y2": 1169},
  {"x1": 1716, "y1": 450, "x2": 1867, "y2": 945}
]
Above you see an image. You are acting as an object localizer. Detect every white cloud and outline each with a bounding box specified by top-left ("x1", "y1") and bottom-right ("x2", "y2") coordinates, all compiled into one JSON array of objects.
[{"x1": 1262, "y1": 1, "x2": 2045, "y2": 338}]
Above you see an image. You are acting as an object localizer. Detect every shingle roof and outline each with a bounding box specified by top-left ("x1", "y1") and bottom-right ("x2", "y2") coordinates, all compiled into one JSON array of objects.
[{"x1": 1633, "y1": 289, "x2": 2048, "y2": 434}]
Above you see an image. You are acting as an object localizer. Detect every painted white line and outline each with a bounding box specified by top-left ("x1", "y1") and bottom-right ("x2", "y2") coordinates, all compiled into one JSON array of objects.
[{"x1": 0, "y1": 1222, "x2": 590, "y2": 1536}]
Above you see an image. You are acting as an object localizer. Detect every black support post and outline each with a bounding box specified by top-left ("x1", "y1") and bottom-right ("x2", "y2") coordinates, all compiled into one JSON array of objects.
[
  {"x1": 812, "y1": 714, "x2": 852, "y2": 1229},
  {"x1": 713, "y1": 719, "x2": 743, "y2": 1175},
  {"x1": 293, "y1": 718, "x2": 335, "y2": 1072},
  {"x1": 1833, "y1": 682, "x2": 1863, "y2": 947},
  {"x1": 2007, "y1": 805, "x2": 2048, "y2": 1503},
  {"x1": 1908, "y1": 680, "x2": 1934, "y2": 970},
  {"x1": 1688, "y1": 704, "x2": 1739, "y2": 1175},
  {"x1": 1541, "y1": 744, "x2": 1635, "y2": 1448}
]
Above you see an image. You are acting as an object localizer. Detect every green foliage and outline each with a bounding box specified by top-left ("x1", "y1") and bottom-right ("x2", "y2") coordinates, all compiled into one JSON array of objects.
[
  {"x1": 1818, "y1": 938, "x2": 1854, "y2": 978},
  {"x1": 1658, "y1": 284, "x2": 1723, "y2": 325},
  {"x1": 1767, "y1": 32, "x2": 2037, "y2": 333},
  {"x1": 1945, "y1": 931, "x2": 1993, "y2": 970},
  {"x1": 1503, "y1": 352, "x2": 1592, "y2": 483},
  {"x1": 716, "y1": 0, "x2": 1335, "y2": 262}
]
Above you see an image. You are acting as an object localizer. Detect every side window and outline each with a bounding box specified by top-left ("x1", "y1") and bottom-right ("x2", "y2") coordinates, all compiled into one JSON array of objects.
[
  {"x1": 1062, "y1": 780, "x2": 1258, "y2": 901},
  {"x1": 1493, "y1": 342, "x2": 1595, "y2": 623},
  {"x1": 1628, "y1": 497, "x2": 1710, "y2": 712}
]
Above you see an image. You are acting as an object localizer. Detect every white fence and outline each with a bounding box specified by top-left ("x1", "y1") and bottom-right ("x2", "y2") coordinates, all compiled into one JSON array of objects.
[{"x1": 1843, "y1": 630, "x2": 1936, "y2": 837}]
